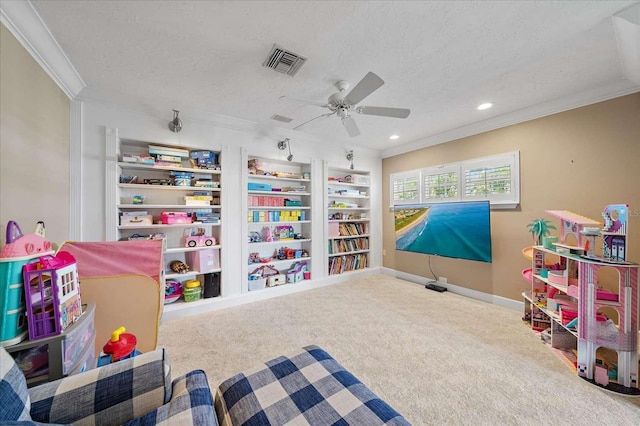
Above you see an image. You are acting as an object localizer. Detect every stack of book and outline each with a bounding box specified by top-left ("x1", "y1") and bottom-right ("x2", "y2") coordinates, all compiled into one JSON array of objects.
[
  {"x1": 193, "y1": 212, "x2": 220, "y2": 224},
  {"x1": 184, "y1": 194, "x2": 213, "y2": 206},
  {"x1": 149, "y1": 145, "x2": 189, "y2": 167},
  {"x1": 193, "y1": 178, "x2": 219, "y2": 188}
]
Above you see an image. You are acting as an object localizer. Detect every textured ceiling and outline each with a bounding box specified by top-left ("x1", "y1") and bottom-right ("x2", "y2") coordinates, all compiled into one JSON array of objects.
[{"x1": 28, "y1": 0, "x2": 640, "y2": 155}]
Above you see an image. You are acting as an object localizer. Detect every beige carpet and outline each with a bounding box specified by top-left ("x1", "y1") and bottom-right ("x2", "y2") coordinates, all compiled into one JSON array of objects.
[{"x1": 157, "y1": 275, "x2": 640, "y2": 425}]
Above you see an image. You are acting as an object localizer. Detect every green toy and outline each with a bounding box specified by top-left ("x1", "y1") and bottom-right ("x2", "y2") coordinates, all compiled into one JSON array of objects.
[{"x1": 526, "y1": 218, "x2": 556, "y2": 245}]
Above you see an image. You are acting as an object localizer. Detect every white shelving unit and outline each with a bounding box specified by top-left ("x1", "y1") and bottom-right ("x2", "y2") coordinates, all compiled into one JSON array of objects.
[
  {"x1": 245, "y1": 157, "x2": 312, "y2": 292},
  {"x1": 105, "y1": 132, "x2": 223, "y2": 313},
  {"x1": 326, "y1": 165, "x2": 371, "y2": 275}
]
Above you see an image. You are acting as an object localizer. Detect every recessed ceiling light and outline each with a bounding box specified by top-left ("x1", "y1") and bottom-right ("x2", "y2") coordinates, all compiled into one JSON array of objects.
[
  {"x1": 477, "y1": 102, "x2": 493, "y2": 110},
  {"x1": 389, "y1": 134, "x2": 400, "y2": 140}
]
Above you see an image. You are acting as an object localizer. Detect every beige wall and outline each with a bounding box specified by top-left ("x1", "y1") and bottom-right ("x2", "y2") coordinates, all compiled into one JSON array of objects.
[
  {"x1": 0, "y1": 23, "x2": 70, "y2": 246},
  {"x1": 383, "y1": 93, "x2": 640, "y2": 301}
]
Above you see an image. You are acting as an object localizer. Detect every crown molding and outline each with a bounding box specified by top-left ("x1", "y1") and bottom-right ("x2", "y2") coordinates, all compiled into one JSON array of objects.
[
  {"x1": 381, "y1": 81, "x2": 639, "y2": 159},
  {"x1": 0, "y1": 0, "x2": 85, "y2": 99}
]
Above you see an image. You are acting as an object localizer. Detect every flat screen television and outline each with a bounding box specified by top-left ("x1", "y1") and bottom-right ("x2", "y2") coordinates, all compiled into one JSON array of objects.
[{"x1": 394, "y1": 200, "x2": 492, "y2": 263}]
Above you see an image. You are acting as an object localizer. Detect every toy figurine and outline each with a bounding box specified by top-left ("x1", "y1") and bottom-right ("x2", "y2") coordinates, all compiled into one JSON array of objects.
[{"x1": 169, "y1": 260, "x2": 190, "y2": 273}]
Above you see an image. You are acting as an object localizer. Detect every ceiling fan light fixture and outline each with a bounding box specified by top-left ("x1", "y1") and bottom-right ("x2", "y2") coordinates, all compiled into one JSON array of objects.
[
  {"x1": 477, "y1": 102, "x2": 493, "y2": 110},
  {"x1": 389, "y1": 134, "x2": 399, "y2": 140}
]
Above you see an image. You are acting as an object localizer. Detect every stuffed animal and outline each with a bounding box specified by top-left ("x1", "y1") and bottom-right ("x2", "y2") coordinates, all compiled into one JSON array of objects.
[{"x1": 169, "y1": 260, "x2": 189, "y2": 273}]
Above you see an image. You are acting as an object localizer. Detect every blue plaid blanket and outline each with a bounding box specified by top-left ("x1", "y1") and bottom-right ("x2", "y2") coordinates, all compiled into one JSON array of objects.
[{"x1": 215, "y1": 345, "x2": 411, "y2": 425}]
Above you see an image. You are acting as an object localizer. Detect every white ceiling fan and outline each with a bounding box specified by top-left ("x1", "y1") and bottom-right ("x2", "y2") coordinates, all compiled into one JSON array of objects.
[{"x1": 280, "y1": 71, "x2": 411, "y2": 137}]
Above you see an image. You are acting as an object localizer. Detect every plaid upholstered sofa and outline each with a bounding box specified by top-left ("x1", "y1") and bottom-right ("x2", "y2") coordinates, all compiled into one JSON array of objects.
[
  {"x1": 2, "y1": 345, "x2": 410, "y2": 425},
  {"x1": 1, "y1": 346, "x2": 215, "y2": 425}
]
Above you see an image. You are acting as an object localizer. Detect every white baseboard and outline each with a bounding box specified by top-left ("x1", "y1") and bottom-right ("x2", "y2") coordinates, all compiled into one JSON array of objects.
[
  {"x1": 161, "y1": 267, "x2": 380, "y2": 322},
  {"x1": 381, "y1": 267, "x2": 522, "y2": 311},
  {"x1": 162, "y1": 266, "x2": 521, "y2": 322}
]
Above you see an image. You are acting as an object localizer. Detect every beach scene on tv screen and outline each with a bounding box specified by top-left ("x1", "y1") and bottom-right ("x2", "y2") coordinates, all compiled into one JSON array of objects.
[{"x1": 394, "y1": 201, "x2": 492, "y2": 263}]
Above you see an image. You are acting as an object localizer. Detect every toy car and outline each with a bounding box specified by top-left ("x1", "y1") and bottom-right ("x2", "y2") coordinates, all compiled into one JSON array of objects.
[{"x1": 185, "y1": 234, "x2": 216, "y2": 247}]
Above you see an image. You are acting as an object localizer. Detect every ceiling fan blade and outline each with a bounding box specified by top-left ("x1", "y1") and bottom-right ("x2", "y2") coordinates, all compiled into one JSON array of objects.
[
  {"x1": 344, "y1": 72, "x2": 384, "y2": 105},
  {"x1": 292, "y1": 111, "x2": 336, "y2": 131},
  {"x1": 342, "y1": 116, "x2": 361, "y2": 137},
  {"x1": 357, "y1": 106, "x2": 411, "y2": 119},
  {"x1": 279, "y1": 95, "x2": 328, "y2": 108}
]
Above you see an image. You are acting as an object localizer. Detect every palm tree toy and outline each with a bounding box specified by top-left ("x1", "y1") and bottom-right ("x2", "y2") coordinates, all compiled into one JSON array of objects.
[{"x1": 527, "y1": 218, "x2": 556, "y2": 245}]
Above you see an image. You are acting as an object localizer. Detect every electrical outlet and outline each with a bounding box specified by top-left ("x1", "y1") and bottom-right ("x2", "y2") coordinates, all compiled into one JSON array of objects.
[
  {"x1": 383, "y1": 249, "x2": 386, "y2": 256},
  {"x1": 438, "y1": 276, "x2": 448, "y2": 283}
]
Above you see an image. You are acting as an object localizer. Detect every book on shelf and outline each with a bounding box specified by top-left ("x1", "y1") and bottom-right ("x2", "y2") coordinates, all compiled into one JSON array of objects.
[
  {"x1": 149, "y1": 145, "x2": 190, "y2": 158},
  {"x1": 328, "y1": 253, "x2": 368, "y2": 274}
]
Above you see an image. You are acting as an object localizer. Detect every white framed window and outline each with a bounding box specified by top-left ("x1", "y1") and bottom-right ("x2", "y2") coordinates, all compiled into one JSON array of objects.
[
  {"x1": 391, "y1": 171, "x2": 420, "y2": 205},
  {"x1": 389, "y1": 151, "x2": 520, "y2": 209},
  {"x1": 462, "y1": 152, "x2": 519, "y2": 208},
  {"x1": 422, "y1": 165, "x2": 459, "y2": 201}
]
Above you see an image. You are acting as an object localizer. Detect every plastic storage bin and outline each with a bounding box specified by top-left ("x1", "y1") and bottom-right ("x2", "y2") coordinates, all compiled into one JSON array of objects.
[
  {"x1": 161, "y1": 212, "x2": 192, "y2": 224},
  {"x1": 5, "y1": 303, "x2": 96, "y2": 387},
  {"x1": 248, "y1": 278, "x2": 267, "y2": 291},
  {"x1": 62, "y1": 303, "x2": 96, "y2": 374}
]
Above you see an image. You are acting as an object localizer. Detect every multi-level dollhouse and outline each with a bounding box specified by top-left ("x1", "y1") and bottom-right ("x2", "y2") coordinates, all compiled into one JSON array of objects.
[
  {"x1": 22, "y1": 252, "x2": 82, "y2": 341},
  {"x1": 522, "y1": 204, "x2": 639, "y2": 395}
]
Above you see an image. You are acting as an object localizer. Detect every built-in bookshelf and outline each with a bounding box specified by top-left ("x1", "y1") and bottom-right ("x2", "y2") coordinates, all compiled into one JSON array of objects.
[
  {"x1": 326, "y1": 166, "x2": 370, "y2": 275},
  {"x1": 246, "y1": 157, "x2": 312, "y2": 291},
  {"x1": 105, "y1": 130, "x2": 223, "y2": 314}
]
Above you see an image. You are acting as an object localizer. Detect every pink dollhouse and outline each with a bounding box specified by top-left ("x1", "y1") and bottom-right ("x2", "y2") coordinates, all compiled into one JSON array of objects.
[{"x1": 523, "y1": 205, "x2": 639, "y2": 395}]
